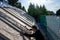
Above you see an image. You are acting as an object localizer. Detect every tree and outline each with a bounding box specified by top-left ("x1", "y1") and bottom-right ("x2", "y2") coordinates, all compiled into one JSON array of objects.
[
  {"x1": 15, "y1": 2, "x2": 22, "y2": 9},
  {"x1": 22, "y1": 6, "x2": 26, "y2": 12},
  {"x1": 35, "y1": 5, "x2": 40, "y2": 20},
  {"x1": 8, "y1": 0, "x2": 18, "y2": 6},
  {"x1": 42, "y1": 5, "x2": 48, "y2": 15},
  {"x1": 36, "y1": 5, "x2": 40, "y2": 15},
  {"x1": 56, "y1": 9, "x2": 60, "y2": 16},
  {"x1": 8, "y1": 0, "x2": 26, "y2": 12},
  {"x1": 28, "y1": 3, "x2": 49, "y2": 21},
  {"x1": 28, "y1": 3, "x2": 50, "y2": 22},
  {"x1": 39, "y1": 5, "x2": 48, "y2": 15},
  {"x1": 28, "y1": 3, "x2": 36, "y2": 17}
]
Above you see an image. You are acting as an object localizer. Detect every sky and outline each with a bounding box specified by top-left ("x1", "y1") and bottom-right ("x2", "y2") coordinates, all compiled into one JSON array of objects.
[{"x1": 19, "y1": 0, "x2": 60, "y2": 13}]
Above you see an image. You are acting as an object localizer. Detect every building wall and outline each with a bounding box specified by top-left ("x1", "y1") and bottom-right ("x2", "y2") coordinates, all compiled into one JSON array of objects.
[{"x1": 46, "y1": 16, "x2": 60, "y2": 40}]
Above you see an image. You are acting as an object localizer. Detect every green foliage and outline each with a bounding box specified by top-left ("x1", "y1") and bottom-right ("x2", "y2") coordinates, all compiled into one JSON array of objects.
[
  {"x1": 15, "y1": 2, "x2": 22, "y2": 9},
  {"x1": 15, "y1": 2, "x2": 26, "y2": 12},
  {"x1": 56, "y1": 9, "x2": 60, "y2": 16},
  {"x1": 28, "y1": 3, "x2": 36, "y2": 16},
  {"x1": 8, "y1": 0, "x2": 26, "y2": 12},
  {"x1": 8, "y1": 0, "x2": 18, "y2": 6},
  {"x1": 40, "y1": 5, "x2": 48, "y2": 15},
  {"x1": 35, "y1": 5, "x2": 40, "y2": 15},
  {"x1": 28, "y1": 3, "x2": 49, "y2": 21},
  {"x1": 21, "y1": 6, "x2": 26, "y2": 12}
]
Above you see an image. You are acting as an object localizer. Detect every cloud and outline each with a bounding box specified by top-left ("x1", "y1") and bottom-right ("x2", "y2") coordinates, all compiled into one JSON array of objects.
[
  {"x1": 27, "y1": 0, "x2": 54, "y2": 5},
  {"x1": 20, "y1": 0, "x2": 60, "y2": 13},
  {"x1": 46, "y1": 2, "x2": 60, "y2": 13}
]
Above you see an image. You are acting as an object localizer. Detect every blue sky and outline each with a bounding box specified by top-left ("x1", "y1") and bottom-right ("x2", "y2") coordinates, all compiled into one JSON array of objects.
[{"x1": 19, "y1": 0, "x2": 60, "y2": 13}]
